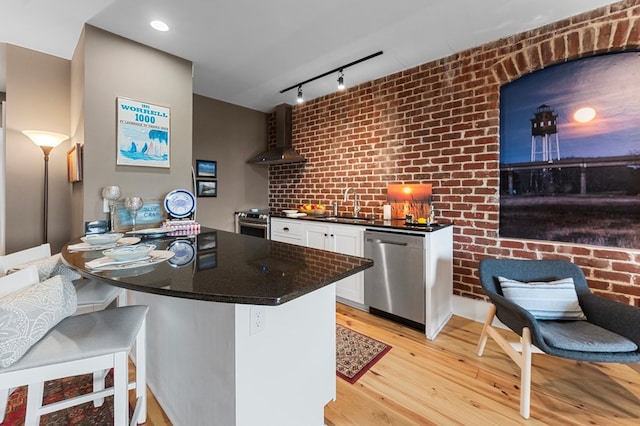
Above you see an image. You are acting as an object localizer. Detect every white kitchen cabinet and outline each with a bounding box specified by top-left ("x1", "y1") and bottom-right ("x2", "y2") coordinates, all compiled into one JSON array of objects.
[
  {"x1": 270, "y1": 218, "x2": 304, "y2": 245},
  {"x1": 271, "y1": 218, "x2": 366, "y2": 308},
  {"x1": 305, "y1": 223, "x2": 364, "y2": 306}
]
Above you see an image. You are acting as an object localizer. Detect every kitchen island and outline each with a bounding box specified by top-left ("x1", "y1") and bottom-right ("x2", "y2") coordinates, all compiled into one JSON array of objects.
[{"x1": 62, "y1": 228, "x2": 372, "y2": 426}]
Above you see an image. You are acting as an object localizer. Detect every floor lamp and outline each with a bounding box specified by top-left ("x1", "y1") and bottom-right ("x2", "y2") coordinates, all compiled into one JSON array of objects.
[{"x1": 22, "y1": 130, "x2": 68, "y2": 243}]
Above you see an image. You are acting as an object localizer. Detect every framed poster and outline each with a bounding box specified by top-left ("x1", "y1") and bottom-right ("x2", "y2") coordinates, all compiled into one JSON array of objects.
[
  {"x1": 116, "y1": 97, "x2": 170, "y2": 168},
  {"x1": 196, "y1": 180, "x2": 217, "y2": 197},
  {"x1": 196, "y1": 160, "x2": 217, "y2": 178},
  {"x1": 499, "y1": 52, "x2": 640, "y2": 249}
]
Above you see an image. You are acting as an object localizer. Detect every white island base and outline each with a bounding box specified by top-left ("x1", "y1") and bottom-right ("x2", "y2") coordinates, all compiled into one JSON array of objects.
[{"x1": 129, "y1": 284, "x2": 336, "y2": 426}]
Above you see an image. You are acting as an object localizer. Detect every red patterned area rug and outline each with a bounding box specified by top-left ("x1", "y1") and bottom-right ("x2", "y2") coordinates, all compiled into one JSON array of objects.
[
  {"x1": 336, "y1": 324, "x2": 392, "y2": 384},
  {"x1": 4, "y1": 373, "x2": 116, "y2": 425}
]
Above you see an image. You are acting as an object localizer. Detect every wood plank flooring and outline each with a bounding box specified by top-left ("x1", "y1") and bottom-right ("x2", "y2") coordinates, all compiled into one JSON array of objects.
[{"x1": 134, "y1": 302, "x2": 640, "y2": 425}]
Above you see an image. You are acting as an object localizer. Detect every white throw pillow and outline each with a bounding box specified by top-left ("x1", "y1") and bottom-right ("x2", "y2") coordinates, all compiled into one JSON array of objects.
[
  {"x1": 7, "y1": 253, "x2": 81, "y2": 282},
  {"x1": 0, "y1": 274, "x2": 77, "y2": 368},
  {"x1": 498, "y1": 276, "x2": 586, "y2": 320}
]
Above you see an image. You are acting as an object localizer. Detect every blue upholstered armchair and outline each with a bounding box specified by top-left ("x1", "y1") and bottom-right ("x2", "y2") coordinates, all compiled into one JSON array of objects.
[{"x1": 476, "y1": 259, "x2": 640, "y2": 419}]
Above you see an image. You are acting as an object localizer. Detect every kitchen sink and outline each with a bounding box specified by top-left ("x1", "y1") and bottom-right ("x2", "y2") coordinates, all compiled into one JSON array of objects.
[{"x1": 326, "y1": 215, "x2": 375, "y2": 224}]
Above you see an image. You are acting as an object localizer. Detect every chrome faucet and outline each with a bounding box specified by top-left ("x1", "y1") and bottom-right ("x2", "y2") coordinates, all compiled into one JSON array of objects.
[{"x1": 343, "y1": 187, "x2": 361, "y2": 217}]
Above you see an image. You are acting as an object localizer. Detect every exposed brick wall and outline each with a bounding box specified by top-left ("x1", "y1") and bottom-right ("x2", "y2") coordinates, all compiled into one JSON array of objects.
[{"x1": 269, "y1": 1, "x2": 640, "y2": 305}]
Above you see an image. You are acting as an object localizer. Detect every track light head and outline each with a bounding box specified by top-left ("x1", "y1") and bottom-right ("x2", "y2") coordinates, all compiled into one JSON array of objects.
[
  {"x1": 337, "y1": 70, "x2": 345, "y2": 90},
  {"x1": 297, "y1": 85, "x2": 304, "y2": 104}
]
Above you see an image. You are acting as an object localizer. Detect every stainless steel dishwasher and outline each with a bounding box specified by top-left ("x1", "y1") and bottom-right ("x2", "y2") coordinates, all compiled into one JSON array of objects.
[{"x1": 364, "y1": 229, "x2": 425, "y2": 328}]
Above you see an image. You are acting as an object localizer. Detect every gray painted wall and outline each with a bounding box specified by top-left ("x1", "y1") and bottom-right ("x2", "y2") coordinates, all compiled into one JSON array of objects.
[
  {"x1": 2, "y1": 29, "x2": 269, "y2": 253},
  {"x1": 192, "y1": 95, "x2": 268, "y2": 231},
  {"x1": 5, "y1": 45, "x2": 71, "y2": 253},
  {"x1": 78, "y1": 25, "x2": 193, "y2": 230}
]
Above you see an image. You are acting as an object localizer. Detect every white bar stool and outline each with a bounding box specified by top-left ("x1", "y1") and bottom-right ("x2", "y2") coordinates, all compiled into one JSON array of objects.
[{"x1": 0, "y1": 305, "x2": 148, "y2": 425}]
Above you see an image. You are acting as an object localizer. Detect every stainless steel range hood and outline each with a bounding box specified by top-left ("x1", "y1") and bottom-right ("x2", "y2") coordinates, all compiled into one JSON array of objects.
[{"x1": 248, "y1": 103, "x2": 307, "y2": 165}]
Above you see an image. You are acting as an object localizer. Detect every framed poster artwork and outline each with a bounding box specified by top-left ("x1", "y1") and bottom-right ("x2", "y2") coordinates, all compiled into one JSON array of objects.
[
  {"x1": 116, "y1": 97, "x2": 170, "y2": 168},
  {"x1": 66, "y1": 143, "x2": 82, "y2": 182},
  {"x1": 499, "y1": 52, "x2": 640, "y2": 250},
  {"x1": 196, "y1": 160, "x2": 217, "y2": 178},
  {"x1": 196, "y1": 180, "x2": 217, "y2": 197}
]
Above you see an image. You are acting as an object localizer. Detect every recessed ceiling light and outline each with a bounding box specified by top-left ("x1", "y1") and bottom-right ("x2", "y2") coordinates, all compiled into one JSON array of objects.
[{"x1": 150, "y1": 20, "x2": 169, "y2": 32}]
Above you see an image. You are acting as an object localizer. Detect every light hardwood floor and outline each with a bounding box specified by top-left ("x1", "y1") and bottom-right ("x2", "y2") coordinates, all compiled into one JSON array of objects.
[{"x1": 134, "y1": 302, "x2": 640, "y2": 425}]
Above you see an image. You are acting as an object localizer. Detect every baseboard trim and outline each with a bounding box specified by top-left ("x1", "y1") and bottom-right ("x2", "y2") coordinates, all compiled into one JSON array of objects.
[{"x1": 452, "y1": 295, "x2": 507, "y2": 330}]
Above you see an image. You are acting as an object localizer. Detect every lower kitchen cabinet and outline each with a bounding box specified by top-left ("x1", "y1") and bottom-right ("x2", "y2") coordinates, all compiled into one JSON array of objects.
[
  {"x1": 270, "y1": 218, "x2": 304, "y2": 245},
  {"x1": 305, "y1": 223, "x2": 364, "y2": 306},
  {"x1": 271, "y1": 218, "x2": 365, "y2": 307}
]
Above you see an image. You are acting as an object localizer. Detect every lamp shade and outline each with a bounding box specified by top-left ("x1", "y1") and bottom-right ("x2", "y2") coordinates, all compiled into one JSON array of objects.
[{"x1": 22, "y1": 130, "x2": 68, "y2": 148}]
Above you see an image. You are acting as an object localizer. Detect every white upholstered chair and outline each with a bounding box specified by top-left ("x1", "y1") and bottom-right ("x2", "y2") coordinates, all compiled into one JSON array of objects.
[
  {"x1": 0, "y1": 305, "x2": 148, "y2": 425},
  {"x1": 0, "y1": 243, "x2": 126, "y2": 313}
]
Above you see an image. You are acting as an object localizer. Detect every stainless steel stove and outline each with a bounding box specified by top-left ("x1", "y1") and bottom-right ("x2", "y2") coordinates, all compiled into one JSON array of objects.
[{"x1": 234, "y1": 209, "x2": 270, "y2": 239}]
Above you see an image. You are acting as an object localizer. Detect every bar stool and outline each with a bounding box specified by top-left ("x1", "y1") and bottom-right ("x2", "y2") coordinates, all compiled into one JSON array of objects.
[
  {"x1": 0, "y1": 305, "x2": 148, "y2": 425},
  {"x1": 0, "y1": 243, "x2": 127, "y2": 312}
]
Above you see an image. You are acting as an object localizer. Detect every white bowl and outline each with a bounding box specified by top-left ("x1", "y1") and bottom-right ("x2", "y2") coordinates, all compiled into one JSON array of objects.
[
  {"x1": 103, "y1": 244, "x2": 156, "y2": 262},
  {"x1": 81, "y1": 233, "x2": 124, "y2": 246},
  {"x1": 282, "y1": 209, "x2": 298, "y2": 214}
]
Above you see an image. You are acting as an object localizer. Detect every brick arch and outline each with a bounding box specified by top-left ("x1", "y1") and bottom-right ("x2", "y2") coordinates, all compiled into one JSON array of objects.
[{"x1": 494, "y1": 17, "x2": 640, "y2": 87}]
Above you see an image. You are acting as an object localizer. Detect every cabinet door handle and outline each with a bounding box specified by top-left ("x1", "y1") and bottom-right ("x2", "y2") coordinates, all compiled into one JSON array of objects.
[
  {"x1": 330, "y1": 234, "x2": 334, "y2": 237},
  {"x1": 283, "y1": 227, "x2": 289, "y2": 232}
]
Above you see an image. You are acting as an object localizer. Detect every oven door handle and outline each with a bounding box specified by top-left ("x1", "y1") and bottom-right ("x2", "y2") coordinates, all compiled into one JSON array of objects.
[{"x1": 238, "y1": 221, "x2": 268, "y2": 230}]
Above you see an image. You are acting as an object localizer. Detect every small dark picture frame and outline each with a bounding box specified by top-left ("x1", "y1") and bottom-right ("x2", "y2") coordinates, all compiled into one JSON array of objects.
[
  {"x1": 196, "y1": 160, "x2": 217, "y2": 178},
  {"x1": 196, "y1": 180, "x2": 217, "y2": 197}
]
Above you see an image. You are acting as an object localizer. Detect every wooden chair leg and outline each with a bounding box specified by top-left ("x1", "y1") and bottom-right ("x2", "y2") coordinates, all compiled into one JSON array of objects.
[
  {"x1": 0, "y1": 388, "x2": 9, "y2": 421},
  {"x1": 25, "y1": 382, "x2": 45, "y2": 425},
  {"x1": 113, "y1": 351, "x2": 128, "y2": 426},
  {"x1": 476, "y1": 305, "x2": 534, "y2": 419},
  {"x1": 477, "y1": 304, "x2": 496, "y2": 356},
  {"x1": 92, "y1": 368, "x2": 108, "y2": 407},
  {"x1": 520, "y1": 327, "x2": 532, "y2": 419},
  {"x1": 132, "y1": 314, "x2": 147, "y2": 424}
]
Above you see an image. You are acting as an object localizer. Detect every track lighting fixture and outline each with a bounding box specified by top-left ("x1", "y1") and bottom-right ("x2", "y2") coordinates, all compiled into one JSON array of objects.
[
  {"x1": 297, "y1": 86, "x2": 304, "y2": 104},
  {"x1": 337, "y1": 70, "x2": 345, "y2": 90},
  {"x1": 280, "y1": 50, "x2": 383, "y2": 103}
]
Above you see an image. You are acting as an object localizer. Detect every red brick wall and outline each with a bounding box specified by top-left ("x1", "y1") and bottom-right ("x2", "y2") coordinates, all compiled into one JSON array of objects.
[{"x1": 269, "y1": 1, "x2": 640, "y2": 305}]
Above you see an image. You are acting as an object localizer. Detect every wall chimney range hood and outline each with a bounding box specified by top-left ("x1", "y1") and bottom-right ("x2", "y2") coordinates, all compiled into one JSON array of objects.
[{"x1": 248, "y1": 103, "x2": 307, "y2": 165}]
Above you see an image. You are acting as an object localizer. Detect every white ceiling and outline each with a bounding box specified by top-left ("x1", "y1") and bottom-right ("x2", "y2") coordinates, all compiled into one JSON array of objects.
[{"x1": 0, "y1": 0, "x2": 615, "y2": 112}]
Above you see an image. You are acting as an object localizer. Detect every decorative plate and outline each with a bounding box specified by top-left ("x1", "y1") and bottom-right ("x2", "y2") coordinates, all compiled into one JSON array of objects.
[
  {"x1": 85, "y1": 250, "x2": 175, "y2": 271},
  {"x1": 164, "y1": 189, "x2": 196, "y2": 218},
  {"x1": 167, "y1": 240, "x2": 196, "y2": 267}
]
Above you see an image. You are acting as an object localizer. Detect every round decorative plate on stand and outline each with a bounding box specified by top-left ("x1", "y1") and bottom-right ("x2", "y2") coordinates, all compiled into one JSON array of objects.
[{"x1": 164, "y1": 189, "x2": 196, "y2": 218}]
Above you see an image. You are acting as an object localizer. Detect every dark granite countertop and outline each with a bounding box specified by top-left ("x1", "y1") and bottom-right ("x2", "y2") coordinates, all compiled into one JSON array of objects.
[
  {"x1": 271, "y1": 212, "x2": 453, "y2": 233},
  {"x1": 61, "y1": 228, "x2": 373, "y2": 306}
]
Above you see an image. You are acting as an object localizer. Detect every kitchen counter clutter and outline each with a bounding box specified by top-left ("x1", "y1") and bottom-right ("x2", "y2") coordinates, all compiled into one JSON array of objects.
[
  {"x1": 271, "y1": 214, "x2": 453, "y2": 340},
  {"x1": 272, "y1": 211, "x2": 453, "y2": 233},
  {"x1": 61, "y1": 227, "x2": 373, "y2": 426}
]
